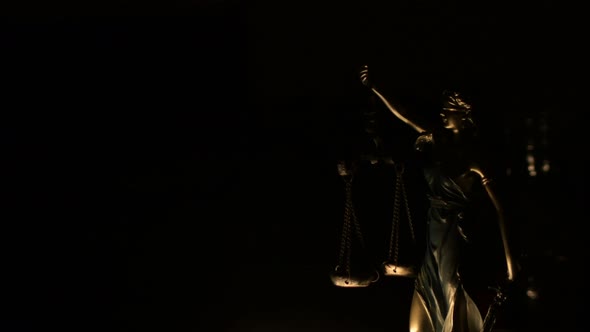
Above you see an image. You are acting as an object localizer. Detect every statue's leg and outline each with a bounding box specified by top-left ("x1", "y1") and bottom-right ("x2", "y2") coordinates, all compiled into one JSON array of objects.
[
  {"x1": 462, "y1": 290, "x2": 483, "y2": 331},
  {"x1": 445, "y1": 287, "x2": 483, "y2": 332},
  {"x1": 409, "y1": 289, "x2": 435, "y2": 332}
]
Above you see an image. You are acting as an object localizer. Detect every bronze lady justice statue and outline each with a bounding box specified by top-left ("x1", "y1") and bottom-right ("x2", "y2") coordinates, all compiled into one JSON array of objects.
[{"x1": 359, "y1": 65, "x2": 518, "y2": 332}]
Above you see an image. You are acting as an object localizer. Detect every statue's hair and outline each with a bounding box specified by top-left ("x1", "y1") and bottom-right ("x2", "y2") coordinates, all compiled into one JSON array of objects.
[{"x1": 442, "y1": 90, "x2": 471, "y2": 113}]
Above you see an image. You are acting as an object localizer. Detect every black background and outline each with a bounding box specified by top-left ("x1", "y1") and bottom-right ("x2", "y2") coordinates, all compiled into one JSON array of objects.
[{"x1": 2, "y1": 1, "x2": 589, "y2": 331}]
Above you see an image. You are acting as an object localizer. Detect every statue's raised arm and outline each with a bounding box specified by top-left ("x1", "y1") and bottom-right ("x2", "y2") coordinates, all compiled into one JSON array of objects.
[{"x1": 359, "y1": 65, "x2": 426, "y2": 134}]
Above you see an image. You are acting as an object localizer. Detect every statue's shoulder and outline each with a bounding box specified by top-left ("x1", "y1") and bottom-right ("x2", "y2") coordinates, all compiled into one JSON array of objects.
[{"x1": 414, "y1": 132, "x2": 434, "y2": 152}]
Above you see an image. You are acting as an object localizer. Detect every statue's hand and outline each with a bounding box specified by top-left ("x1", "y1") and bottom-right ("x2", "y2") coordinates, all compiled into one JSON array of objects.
[{"x1": 359, "y1": 65, "x2": 371, "y2": 87}]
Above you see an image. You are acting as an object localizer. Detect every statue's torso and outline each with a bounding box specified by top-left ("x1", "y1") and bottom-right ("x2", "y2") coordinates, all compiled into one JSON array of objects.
[{"x1": 412, "y1": 131, "x2": 484, "y2": 332}]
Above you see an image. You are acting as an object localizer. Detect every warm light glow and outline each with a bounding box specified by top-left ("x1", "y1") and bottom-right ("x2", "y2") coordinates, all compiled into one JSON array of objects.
[
  {"x1": 542, "y1": 160, "x2": 550, "y2": 173},
  {"x1": 526, "y1": 288, "x2": 539, "y2": 300},
  {"x1": 527, "y1": 154, "x2": 535, "y2": 163},
  {"x1": 527, "y1": 153, "x2": 536, "y2": 177}
]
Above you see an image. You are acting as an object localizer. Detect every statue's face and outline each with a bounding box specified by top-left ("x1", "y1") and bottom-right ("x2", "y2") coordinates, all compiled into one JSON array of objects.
[
  {"x1": 440, "y1": 91, "x2": 474, "y2": 133},
  {"x1": 440, "y1": 111, "x2": 474, "y2": 132}
]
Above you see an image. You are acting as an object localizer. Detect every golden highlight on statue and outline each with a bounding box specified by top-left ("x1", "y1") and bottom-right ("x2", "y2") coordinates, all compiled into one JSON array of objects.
[{"x1": 359, "y1": 65, "x2": 518, "y2": 332}]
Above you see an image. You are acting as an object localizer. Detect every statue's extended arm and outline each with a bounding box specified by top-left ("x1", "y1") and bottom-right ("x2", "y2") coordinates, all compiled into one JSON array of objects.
[
  {"x1": 359, "y1": 65, "x2": 426, "y2": 134},
  {"x1": 469, "y1": 167, "x2": 518, "y2": 282}
]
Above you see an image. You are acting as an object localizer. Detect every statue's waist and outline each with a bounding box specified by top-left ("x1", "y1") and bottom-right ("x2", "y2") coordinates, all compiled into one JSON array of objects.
[{"x1": 428, "y1": 196, "x2": 465, "y2": 210}]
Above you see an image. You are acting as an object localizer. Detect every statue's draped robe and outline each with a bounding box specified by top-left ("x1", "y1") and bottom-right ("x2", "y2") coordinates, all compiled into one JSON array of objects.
[{"x1": 410, "y1": 133, "x2": 483, "y2": 332}]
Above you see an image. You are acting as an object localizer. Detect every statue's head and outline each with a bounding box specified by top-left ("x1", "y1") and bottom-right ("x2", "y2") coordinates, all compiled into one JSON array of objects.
[{"x1": 440, "y1": 90, "x2": 474, "y2": 133}]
